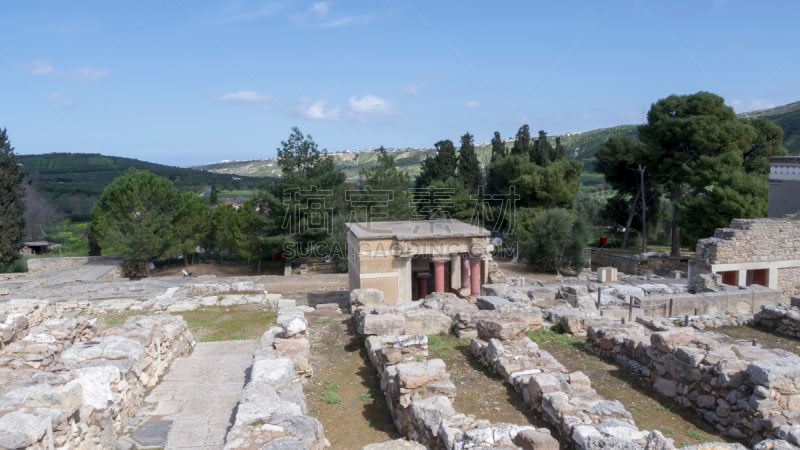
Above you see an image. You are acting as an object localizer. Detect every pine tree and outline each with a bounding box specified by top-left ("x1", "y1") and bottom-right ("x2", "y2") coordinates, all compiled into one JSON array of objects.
[
  {"x1": 456, "y1": 132, "x2": 482, "y2": 191},
  {"x1": 415, "y1": 139, "x2": 457, "y2": 188},
  {"x1": 0, "y1": 129, "x2": 26, "y2": 268}
]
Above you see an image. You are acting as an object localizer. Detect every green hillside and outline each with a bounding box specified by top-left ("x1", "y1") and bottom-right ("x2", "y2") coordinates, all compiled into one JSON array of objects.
[
  {"x1": 740, "y1": 101, "x2": 800, "y2": 155},
  {"x1": 19, "y1": 153, "x2": 270, "y2": 220},
  {"x1": 197, "y1": 100, "x2": 800, "y2": 180}
]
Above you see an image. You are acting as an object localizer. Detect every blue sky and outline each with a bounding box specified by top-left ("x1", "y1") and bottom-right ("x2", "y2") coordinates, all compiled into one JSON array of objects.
[{"x1": 2, "y1": 1, "x2": 798, "y2": 167}]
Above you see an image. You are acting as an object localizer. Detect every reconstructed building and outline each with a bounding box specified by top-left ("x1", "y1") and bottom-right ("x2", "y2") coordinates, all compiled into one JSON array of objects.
[
  {"x1": 691, "y1": 218, "x2": 800, "y2": 297},
  {"x1": 346, "y1": 220, "x2": 492, "y2": 303},
  {"x1": 768, "y1": 156, "x2": 800, "y2": 218}
]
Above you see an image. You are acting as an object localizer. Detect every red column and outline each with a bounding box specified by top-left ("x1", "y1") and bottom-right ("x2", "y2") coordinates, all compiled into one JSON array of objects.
[
  {"x1": 433, "y1": 259, "x2": 446, "y2": 293},
  {"x1": 461, "y1": 255, "x2": 471, "y2": 289},
  {"x1": 469, "y1": 257, "x2": 481, "y2": 295},
  {"x1": 417, "y1": 273, "x2": 430, "y2": 299}
]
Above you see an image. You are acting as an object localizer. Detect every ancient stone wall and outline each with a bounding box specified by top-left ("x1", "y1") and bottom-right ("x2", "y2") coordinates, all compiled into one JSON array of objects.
[
  {"x1": 696, "y1": 219, "x2": 800, "y2": 265},
  {"x1": 587, "y1": 323, "x2": 800, "y2": 445},
  {"x1": 0, "y1": 312, "x2": 193, "y2": 449},
  {"x1": 224, "y1": 297, "x2": 327, "y2": 449},
  {"x1": 352, "y1": 288, "x2": 561, "y2": 450},
  {"x1": 469, "y1": 317, "x2": 673, "y2": 449},
  {"x1": 755, "y1": 304, "x2": 800, "y2": 338}
]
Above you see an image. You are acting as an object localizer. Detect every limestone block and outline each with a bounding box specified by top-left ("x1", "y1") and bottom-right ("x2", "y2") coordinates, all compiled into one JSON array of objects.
[
  {"x1": 362, "y1": 439, "x2": 426, "y2": 450},
  {"x1": 476, "y1": 296, "x2": 509, "y2": 310},
  {"x1": 402, "y1": 310, "x2": 451, "y2": 336},
  {"x1": 482, "y1": 284, "x2": 509, "y2": 297},
  {"x1": 351, "y1": 288, "x2": 385, "y2": 307},
  {"x1": 0, "y1": 412, "x2": 50, "y2": 448},
  {"x1": 568, "y1": 371, "x2": 592, "y2": 392},
  {"x1": 73, "y1": 365, "x2": 121, "y2": 412},
  {"x1": 653, "y1": 377, "x2": 677, "y2": 398},
  {"x1": 359, "y1": 313, "x2": 405, "y2": 336},
  {"x1": 747, "y1": 356, "x2": 800, "y2": 393},
  {"x1": 476, "y1": 317, "x2": 528, "y2": 341},
  {"x1": 394, "y1": 359, "x2": 448, "y2": 389},
  {"x1": 61, "y1": 336, "x2": 145, "y2": 375},
  {"x1": 277, "y1": 314, "x2": 308, "y2": 338},
  {"x1": 512, "y1": 428, "x2": 560, "y2": 450},
  {"x1": 408, "y1": 395, "x2": 455, "y2": 437}
]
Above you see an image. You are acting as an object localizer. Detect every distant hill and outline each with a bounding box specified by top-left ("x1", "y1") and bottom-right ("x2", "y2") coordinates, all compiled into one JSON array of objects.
[
  {"x1": 18, "y1": 153, "x2": 270, "y2": 220},
  {"x1": 740, "y1": 101, "x2": 800, "y2": 155},
  {"x1": 196, "y1": 100, "x2": 799, "y2": 180}
]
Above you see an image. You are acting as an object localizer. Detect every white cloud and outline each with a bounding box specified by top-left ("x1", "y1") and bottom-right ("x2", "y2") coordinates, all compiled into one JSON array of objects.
[
  {"x1": 311, "y1": 2, "x2": 329, "y2": 17},
  {"x1": 297, "y1": 101, "x2": 339, "y2": 120},
  {"x1": 219, "y1": 90, "x2": 274, "y2": 103},
  {"x1": 319, "y1": 15, "x2": 372, "y2": 28},
  {"x1": 404, "y1": 83, "x2": 421, "y2": 96},
  {"x1": 217, "y1": 2, "x2": 282, "y2": 23},
  {"x1": 348, "y1": 95, "x2": 390, "y2": 115},
  {"x1": 27, "y1": 59, "x2": 54, "y2": 76},
  {"x1": 464, "y1": 100, "x2": 480, "y2": 109},
  {"x1": 730, "y1": 98, "x2": 776, "y2": 113},
  {"x1": 75, "y1": 67, "x2": 111, "y2": 81},
  {"x1": 44, "y1": 92, "x2": 74, "y2": 108}
]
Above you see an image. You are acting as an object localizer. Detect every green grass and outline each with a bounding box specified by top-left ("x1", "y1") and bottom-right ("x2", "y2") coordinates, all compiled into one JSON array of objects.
[
  {"x1": 427, "y1": 333, "x2": 471, "y2": 360},
  {"x1": 100, "y1": 306, "x2": 275, "y2": 342},
  {"x1": 527, "y1": 327, "x2": 583, "y2": 350},
  {"x1": 358, "y1": 390, "x2": 373, "y2": 402},
  {"x1": 321, "y1": 382, "x2": 341, "y2": 404}
]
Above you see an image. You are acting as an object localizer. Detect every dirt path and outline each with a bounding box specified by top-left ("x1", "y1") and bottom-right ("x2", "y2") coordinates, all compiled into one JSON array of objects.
[{"x1": 304, "y1": 308, "x2": 400, "y2": 448}]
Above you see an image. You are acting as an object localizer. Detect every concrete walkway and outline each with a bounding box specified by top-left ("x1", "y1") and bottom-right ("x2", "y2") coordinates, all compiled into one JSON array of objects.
[{"x1": 125, "y1": 340, "x2": 257, "y2": 450}]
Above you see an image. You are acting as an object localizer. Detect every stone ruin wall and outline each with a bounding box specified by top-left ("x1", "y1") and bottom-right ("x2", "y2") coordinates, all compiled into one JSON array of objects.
[
  {"x1": 351, "y1": 288, "x2": 562, "y2": 450},
  {"x1": 587, "y1": 323, "x2": 800, "y2": 446},
  {"x1": 224, "y1": 297, "x2": 328, "y2": 449},
  {"x1": 696, "y1": 219, "x2": 800, "y2": 264},
  {"x1": 695, "y1": 219, "x2": 800, "y2": 297},
  {"x1": 0, "y1": 299, "x2": 193, "y2": 450}
]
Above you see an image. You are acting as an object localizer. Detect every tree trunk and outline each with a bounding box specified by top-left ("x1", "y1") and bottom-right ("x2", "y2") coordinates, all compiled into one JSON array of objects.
[
  {"x1": 670, "y1": 183, "x2": 682, "y2": 257},
  {"x1": 621, "y1": 191, "x2": 640, "y2": 249},
  {"x1": 183, "y1": 253, "x2": 189, "y2": 268}
]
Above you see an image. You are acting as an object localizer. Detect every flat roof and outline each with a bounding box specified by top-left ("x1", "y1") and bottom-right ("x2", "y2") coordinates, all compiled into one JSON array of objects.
[{"x1": 346, "y1": 220, "x2": 490, "y2": 240}]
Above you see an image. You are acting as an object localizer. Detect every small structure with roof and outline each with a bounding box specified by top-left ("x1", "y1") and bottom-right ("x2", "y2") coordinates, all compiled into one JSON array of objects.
[{"x1": 345, "y1": 219, "x2": 492, "y2": 304}]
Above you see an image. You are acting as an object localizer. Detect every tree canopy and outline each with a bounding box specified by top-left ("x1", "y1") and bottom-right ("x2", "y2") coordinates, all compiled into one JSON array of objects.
[
  {"x1": 636, "y1": 91, "x2": 786, "y2": 254},
  {"x1": 0, "y1": 128, "x2": 25, "y2": 268},
  {"x1": 91, "y1": 169, "x2": 184, "y2": 276}
]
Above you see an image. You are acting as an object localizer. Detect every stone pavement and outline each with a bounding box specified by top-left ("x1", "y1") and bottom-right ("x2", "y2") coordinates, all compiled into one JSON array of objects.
[{"x1": 121, "y1": 340, "x2": 257, "y2": 450}]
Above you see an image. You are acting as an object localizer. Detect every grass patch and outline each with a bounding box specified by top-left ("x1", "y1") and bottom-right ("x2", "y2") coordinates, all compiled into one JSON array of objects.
[
  {"x1": 98, "y1": 305, "x2": 275, "y2": 342},
  {"x1": 527, "y1": 327, "x2": 582, "y2": 350},
  {"x1": 315, "y1": 317, "x2": 334, "y2": 325},
  {"x1": 687, "y1": 430, "x2": 708, "y2": 441},
  {"x1": 321, "y1": 382, "x2": 341, "y2": 404},
  {"x1": 427, "y1": 333, "x2": 471, "y2": 360},
  {"x1": 358, "y1": 390, "x2": 373, "y2": 402},
  {"x1": 178, "y1": 307, "x2": 275, "y2": 341}
]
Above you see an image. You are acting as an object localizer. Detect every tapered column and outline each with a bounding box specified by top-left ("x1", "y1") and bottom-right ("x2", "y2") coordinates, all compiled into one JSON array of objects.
[
  {"x1": 461, "y1": 255, "x2": 471, "y2": 289},
  {"x1": 469, "y1": 256, "x2": 481, "y2": 295},
  {"x1": 417, "y1": 273, "x2": 430, "y2": 299},
  {"x1": 433, "y1": 259, "x2": 446, "y2": 293}
]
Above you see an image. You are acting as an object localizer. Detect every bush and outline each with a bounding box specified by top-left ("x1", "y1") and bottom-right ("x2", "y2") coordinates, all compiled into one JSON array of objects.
[{"x1": 525, "y1": 208, "x2": 588, "y2": 274}]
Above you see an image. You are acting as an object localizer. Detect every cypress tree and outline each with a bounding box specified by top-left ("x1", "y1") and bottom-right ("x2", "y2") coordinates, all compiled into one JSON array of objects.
[{"x1": 0, "y1": 128, "x2": 26, "y2": 267}]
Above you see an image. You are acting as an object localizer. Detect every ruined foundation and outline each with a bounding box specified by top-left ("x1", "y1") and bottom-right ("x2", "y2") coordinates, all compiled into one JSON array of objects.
[{"x1": 587, "y1": 323, "x2": 800, "y2": 446}]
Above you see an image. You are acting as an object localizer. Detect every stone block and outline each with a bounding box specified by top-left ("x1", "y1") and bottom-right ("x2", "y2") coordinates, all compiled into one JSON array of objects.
[
  {"x1": 394, "y1": 359, "x2": 448, "y2": 389},
  {"x1": 476, "y1": 296, "x2": 509, "y2": 310},
  {"x1": 362, "y1": 440, "x2": 426, "y2": 450},
  {"x1": 351, "y1": 289, "x2": 385, "y2": 307},
  {"x1": 653, "y1": 376, "x2": 677, "y2": 398},
  {"x1": 277, "y1": 315, "x2": 308, "y2": 338},
  {"x1": 512, "y1": 428, "x2": 559, "y2": 450},
  {"x1": 476, "y1": 318, "x2": 528, "y2": 341},
  {"x1": 359, "y1": 313, "x2": 406, "y2": 336},
  {"x1": 568, "y1": 371, "x2": 591, "y2": 392}
]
